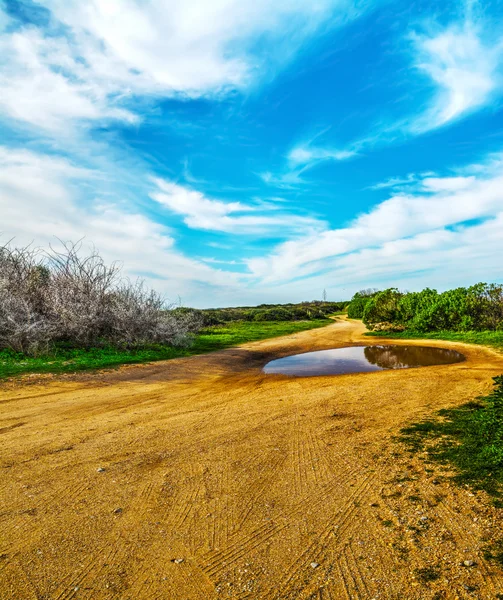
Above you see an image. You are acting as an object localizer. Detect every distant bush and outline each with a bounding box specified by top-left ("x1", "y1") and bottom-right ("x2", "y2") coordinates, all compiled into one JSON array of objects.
[
  {"x1": 199, "y1": 300, "x2": 346, "y2": 325},
  {"x1": 0, "y1": 241, "x2": 202, "y2": 355},
  {"x1": 253, "y1": 308, "x2": 293, "y2": 321}
]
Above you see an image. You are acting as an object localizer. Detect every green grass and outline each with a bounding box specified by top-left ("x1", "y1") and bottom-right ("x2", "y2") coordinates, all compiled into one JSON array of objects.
[
  {"x1": 400, "y1": 375, "x2": 503, "y2": 502},
  {"x1": 365, "y1": 328, "x2": 503, "y2": 352},
  {"x1": 0, "y1": 319, "x2": 330, "y2": 380}
]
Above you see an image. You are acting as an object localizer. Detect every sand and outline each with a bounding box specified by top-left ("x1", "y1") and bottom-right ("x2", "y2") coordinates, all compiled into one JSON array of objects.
[{"x1": 2, "y1": 318, "x2": 503, "y2": 599}]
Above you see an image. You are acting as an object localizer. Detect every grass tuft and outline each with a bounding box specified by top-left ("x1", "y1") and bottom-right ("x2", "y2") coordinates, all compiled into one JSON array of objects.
[{"x1": 400, "y1": 375, "x2": 503, "y2": 499}]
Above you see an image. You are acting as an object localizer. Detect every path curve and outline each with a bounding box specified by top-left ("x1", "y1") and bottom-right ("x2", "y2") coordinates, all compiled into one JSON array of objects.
[{"x1": 2, "y1": 319, "x2": 503, "y2": 599}]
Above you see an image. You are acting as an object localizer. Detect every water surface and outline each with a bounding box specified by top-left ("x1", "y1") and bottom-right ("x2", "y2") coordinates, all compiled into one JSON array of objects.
[{"x1": 263, "y1": 345, "x2": 465, "y2": 377}]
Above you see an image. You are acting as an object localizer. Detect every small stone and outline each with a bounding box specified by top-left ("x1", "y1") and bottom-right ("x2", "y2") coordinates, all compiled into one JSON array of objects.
[
  {"x1": 310, "y1": 562, "x2": 319, "y2": 569},
  {"x1": 463, "y1": 560, "x2": 475, "y2": 567},
  {"x1": 419, "y1": 516, "x2": 428, "y2": 522},
  {"x1": 113, "y1": 507, "x2": 123, "y2": 514},
  {"x1": 171, "y1": 558, "x2": 184, "y2": 564},
  {"x1": 74, "y1": 587, "x2": 80, "y2": 592},
  {"x1": 97, "y1": 467, "x2": 106, "y2": 473}
]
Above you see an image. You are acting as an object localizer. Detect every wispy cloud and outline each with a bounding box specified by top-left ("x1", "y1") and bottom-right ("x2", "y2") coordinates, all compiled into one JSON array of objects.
[
  {"x1": 0, "y1": 147, "x2": 240, "y2": 297},
  {"x1": 288, "y1": 145, "x2": 357, "y2": 166},
  {"x1": 0, "y1": 0, "x2": 368, "y2": 134},
  {"x1": 150, "y1": 178, "x2": 325, "y2": 234},
  {"x1": 409, "y1": 18, "x2": 502, "y2": 133},
  {"x1": 368, "y1": 171, "x2": 436, "y2": 190},
  {"x1": 271, "y1": 7, "x2": 503, "y2": 176},
  {"x1": 246, "y1": 149, "x2": 503, "y2": 284}
]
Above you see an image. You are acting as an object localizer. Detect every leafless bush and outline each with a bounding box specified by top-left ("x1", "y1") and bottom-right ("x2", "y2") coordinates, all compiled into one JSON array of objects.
[{"x1": 0, "y1": 240, "x2": 202, "y2": 355}]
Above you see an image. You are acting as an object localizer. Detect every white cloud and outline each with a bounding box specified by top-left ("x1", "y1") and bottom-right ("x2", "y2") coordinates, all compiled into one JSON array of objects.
[
  {"x1": 0, "y1": 147, "x2": 240, "y2": 300},
  {"x1": 150, "y1": 178, "x2": 325, "y2": 234},
  {"x1": 0, "y1": 0, "x2": 368, "y2": 132},
  {"x1": 410, "y1": 21, "x2": 502, "y2": 132},
  {"x1": 288, "y1": 145, "x2": 357, "y2": 166},
  {"x1": 0, "y1": 29, "x2": 138, "y2": 133},
  {"x1": 246, "y1": 151, "x2": 503, "y2": 284},
  {"x1": 276, "y1": 13, "x2": 503, "y2": 176}
]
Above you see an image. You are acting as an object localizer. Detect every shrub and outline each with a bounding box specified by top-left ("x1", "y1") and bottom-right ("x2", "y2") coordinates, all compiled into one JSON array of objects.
[
  {"x1": 361, "y1": 283, "x2": 503, "y2": 333},
  {"x1": 363, "y1": 288, "x2": 402, "y2": 328},
  {"x1": 0, "y1": 241, "x2": 202, "y2": 355},
  {"x1": 347, "y1": 289, "x2": 378, "y2": 318},
  {"x1": 253, "y1": 308, "x2": 294, "y2": 321}
]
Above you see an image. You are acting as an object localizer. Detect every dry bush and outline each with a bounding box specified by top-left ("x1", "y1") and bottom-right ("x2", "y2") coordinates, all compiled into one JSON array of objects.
[{"x1": 0, "y1": 240, "x2": 202, "y2": 355}]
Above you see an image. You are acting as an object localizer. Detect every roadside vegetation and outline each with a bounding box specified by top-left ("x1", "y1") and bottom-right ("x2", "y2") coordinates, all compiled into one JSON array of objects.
[
  {"x1": 0, "y1": 240, "x2": 202, "y2": 355},
  {"x1": 0, "y1": 240, "x2": 335, "y2": 380},
  {"x1": 0, "y1": 319, "x2": 329, "y2": 380},
  {"x1": 400, "y1": 375, "x2": 503, "y2": 504},
  {"x1": 349, "y1": 284, "x2": 503, "y2": 540},
  {"x1": 191, "y1": 300, "x2": 346, "y2": 325},
  {"x1": 347, "y1": 283, "x2": 503, "y2": 333}
]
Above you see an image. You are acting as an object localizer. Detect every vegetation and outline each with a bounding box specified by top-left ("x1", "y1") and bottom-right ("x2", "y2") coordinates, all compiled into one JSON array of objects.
[
  {"x1": 400, "y1": 376, "x2": 503, "y2": 502},
  {"x1": 366, "y1": 329, "x2": 503, "y2": 352},
  {"x1": 0, "y1": 241, "x2": 201, "y2": 355},
  {"x1": 346, "y1": 288, "x2": 378, "y2": 318},
  {"x1": 346, "y1": 283, "x2": 503, "y2": 333},
  {"x1": 0, "y1": 316, "x2": 330, "y2": 380},
  {"x1": 189, "y1": 300, "x2": 347, "y2": 326}
]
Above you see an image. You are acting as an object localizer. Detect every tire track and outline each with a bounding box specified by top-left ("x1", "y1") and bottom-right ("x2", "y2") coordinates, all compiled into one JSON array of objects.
[
  {"x1": 199, "y1": 463, "x2": 366, "y2": 583},
  {"x1": 262, "y1": 473, "x2": 375, "y2": 599}
]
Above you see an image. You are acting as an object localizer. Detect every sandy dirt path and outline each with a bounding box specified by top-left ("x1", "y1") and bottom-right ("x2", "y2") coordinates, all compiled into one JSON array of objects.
[{"x1": 2, "y1": 318, "x2": 503, "y2": 599}]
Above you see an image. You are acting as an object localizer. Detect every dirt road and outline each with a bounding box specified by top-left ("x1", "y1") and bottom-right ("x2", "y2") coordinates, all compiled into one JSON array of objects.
[{"x1": 2, "y1": 318, "x2": 503, "y2": 599}]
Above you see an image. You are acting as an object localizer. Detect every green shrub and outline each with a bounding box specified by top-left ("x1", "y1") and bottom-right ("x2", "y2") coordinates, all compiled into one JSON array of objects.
[
  {"x1": 363, "y1": 288, "x2": 402, "y2": 327},
  {"x1": 347, "y1": 289, "x2": 378, "y2": 318}
]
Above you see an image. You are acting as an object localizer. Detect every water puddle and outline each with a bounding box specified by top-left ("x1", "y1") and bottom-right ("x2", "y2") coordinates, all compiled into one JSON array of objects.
[{"x1": 263, "y1": 345, "x2": 465, "y2": 377}]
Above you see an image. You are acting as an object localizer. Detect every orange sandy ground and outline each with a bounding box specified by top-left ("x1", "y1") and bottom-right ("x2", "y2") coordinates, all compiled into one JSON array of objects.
[{"x1": 2, "y1": 318, "x2": 503, "y2": 599}]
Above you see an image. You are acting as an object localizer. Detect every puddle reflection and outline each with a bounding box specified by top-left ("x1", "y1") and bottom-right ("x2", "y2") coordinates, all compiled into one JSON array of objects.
[{"x1": 263, "y1": 345, "x2": 465, "y2": 377}]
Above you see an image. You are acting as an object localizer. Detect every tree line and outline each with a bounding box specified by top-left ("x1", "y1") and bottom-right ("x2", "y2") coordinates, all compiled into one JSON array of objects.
[
  {"x1": 347, "y1": 284, "x2": 503, "y2": 332},
  {"x1": 192, "y1": 301, "x2": 346, "y2": 326}
]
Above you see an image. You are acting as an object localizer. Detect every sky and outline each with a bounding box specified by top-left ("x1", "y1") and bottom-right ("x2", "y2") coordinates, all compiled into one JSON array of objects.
[{"x1": 1, "y1": 0, "x2": 503, "y2": 308}]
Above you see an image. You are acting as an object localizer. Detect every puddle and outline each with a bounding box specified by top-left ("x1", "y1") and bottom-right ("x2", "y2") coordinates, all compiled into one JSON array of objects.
[{"x1": 263, "y1": 345, "x2": 465, "y2": 377}]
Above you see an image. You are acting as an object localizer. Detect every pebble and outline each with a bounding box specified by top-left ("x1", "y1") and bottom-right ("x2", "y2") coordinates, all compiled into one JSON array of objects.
[
  {"x1": 419, "y1": 516, "x2": 428, "y2": 522},
  {"x1": 463, "y1": 560, "x2": 475, "y2": 567},
  {"x1": 310, "y1": 562, "x2": 319, "y2": 569},
  {"x1": 172, "y1": 558, "x2": 184, "y2": 564},
  {"x1": 113, "y1": 508, "x2": 123, "y2": 514},
  {"x1": 97, "y1": 467, "x2": 106, "y2": 473}
]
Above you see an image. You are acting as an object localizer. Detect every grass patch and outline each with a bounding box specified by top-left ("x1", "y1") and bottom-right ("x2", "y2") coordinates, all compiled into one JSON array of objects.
[
  {"x1": 365, "y1": 329, "x2": 503, "y2": 352},
  {"x1": 400, "y1": 375, "x2": 503, "y2": 500},
  {"x1": 0, "y1": 319, "x2": 330, "y2": 380}
]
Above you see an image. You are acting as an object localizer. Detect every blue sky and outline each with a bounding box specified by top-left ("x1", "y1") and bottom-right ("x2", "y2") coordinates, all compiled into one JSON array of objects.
[{"x1": 1, "y1": 0, "x2": 503, "y2": 307}]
